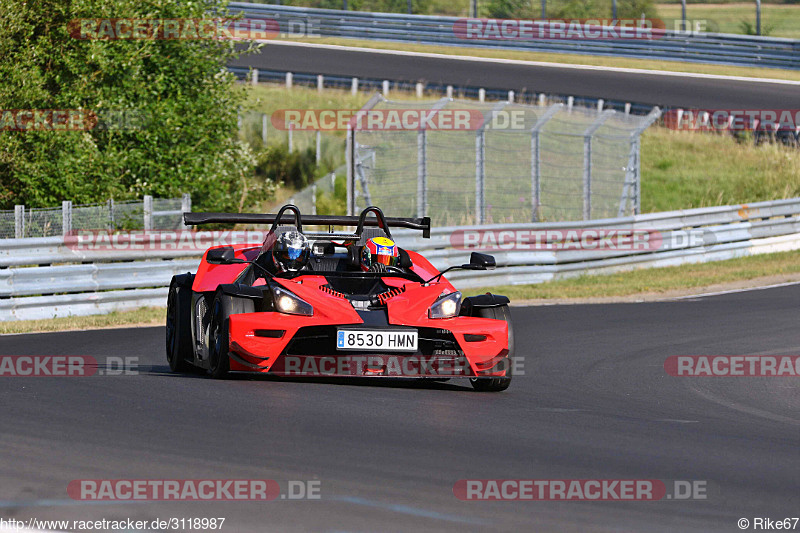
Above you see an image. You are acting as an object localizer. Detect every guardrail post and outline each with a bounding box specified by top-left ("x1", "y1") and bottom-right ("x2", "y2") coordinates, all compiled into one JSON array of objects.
[
  {"x1": 351, "y1": 77, "x2": 358, "y2": 95},
  {"x1": 416, "y1": 82, "x2": 423, "y2": 98},
  {"x1": 479, "y1": 88, "x2": 485, "y2": 102},
  {"x1": 315, "y1": 130, "x2": 321, "y2": 166},
  {"x1": 62, "y1": 201, "x2": 72, "y2": 236},
  {"x1": 567, "y1": 96, "x2": 574, "y2": 110},
  {"x1": 317, "y1": 74, "x2": 324, "y2": 93},
  {"x1": 530, "y1": 103, "x2": 563, "y2": 222},
  {"x1": 143, "y1": 195, "x2": 153, "y2": 231},
  {"x1": 286, "y1": 72, "x2": 293, "y2": 90},
  {"x1": 538, "y1": 93, "x2": 546, "y2": 106},
  {"x1": 582, "y1": 110, "x2": 615, "y2": 220},
  {"x1": 508, "y1": 90, "x2": 514, "y2": 103},
  {"x1": 382, "y1": 80, "x2": 389, "y2": 96},
  {"x1": 262, "y1": 113, "x2": 268, "y2": 145},
  {"x1": 14, "y1": 205, "x2": 24, "y2": 239},
  {"x1": 446, "y1": 85, "x2": 453, "y2": 99},
  {"x1": 251, "y1": 68, "x2": 259, "y2": 86},
  {"x1": 597, "y1": 99, "x2": 604, "y2": 111},
  {"x1": 288, "y1": 123, "x2": 293, "y2": 153}
]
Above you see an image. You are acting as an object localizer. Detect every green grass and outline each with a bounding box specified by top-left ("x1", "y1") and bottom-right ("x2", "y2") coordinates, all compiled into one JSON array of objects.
[
  {"x1": 641, "y1": 128, "x2": 800, "y2": 212},
  {"x1": 475, "y1": 249, "x2": 800, "y2": 300},
  {"x1": 0, "y1": 307, "x2": 165, "y2": 335},
  {"x1": 656, "y1": 3, "x2": 800, "y2": 38}
]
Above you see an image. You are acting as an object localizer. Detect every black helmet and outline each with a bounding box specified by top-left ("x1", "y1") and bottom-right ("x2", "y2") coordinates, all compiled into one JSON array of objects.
[{"x1": 272, "y1": 231, "x2": 310, "y2": 272}]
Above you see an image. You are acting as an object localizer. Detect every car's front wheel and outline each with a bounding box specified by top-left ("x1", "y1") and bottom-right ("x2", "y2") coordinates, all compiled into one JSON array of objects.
[
  {"x1": 470, "y1": 304, "x2": 514, "y2": 392},
  {"x1": 166, "y1": 275, "x2": 193, "y2": 373},
  {"x1": 207, "y1": 292, "x2": 232, "y2": 379}
]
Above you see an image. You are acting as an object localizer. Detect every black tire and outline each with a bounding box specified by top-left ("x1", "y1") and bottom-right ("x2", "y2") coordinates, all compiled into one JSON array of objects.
[
  {"x1": 470, "y1": 304, "x2": 514, "y2": 392},
  {"x1": 207, "y1": 290, "x2": 255, "y2": 379},
  {"x1": 166, "y1": 275, "x2": 193, "y2": 373}
]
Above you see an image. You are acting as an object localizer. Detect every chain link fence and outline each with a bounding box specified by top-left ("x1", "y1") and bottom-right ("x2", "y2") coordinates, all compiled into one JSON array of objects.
[
  {"x1": 0, "y1": 195, "x2": 191, "y2": 239},
  {"x1": 348, "y1": 95, "x2": 660, "y2": 225}
]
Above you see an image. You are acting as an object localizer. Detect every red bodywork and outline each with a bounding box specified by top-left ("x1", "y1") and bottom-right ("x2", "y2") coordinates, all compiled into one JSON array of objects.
[{"x1": 191, "y1": 243, "x2": 509, "y2": 379}]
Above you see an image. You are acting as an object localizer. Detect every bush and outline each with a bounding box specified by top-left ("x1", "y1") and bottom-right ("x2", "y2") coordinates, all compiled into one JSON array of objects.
[
  {"x1": 616, "y1": 0, "x2": 658, "y2": 19},
  {"x1": 255, "y1": 144, "x2": 318, "y2": 190},
  {"x1": 484, "y1": 0, "x2": 534, "y2": 18},
  {"x1": 0, "y1": 0, "x2": 261, "y2": 211}
]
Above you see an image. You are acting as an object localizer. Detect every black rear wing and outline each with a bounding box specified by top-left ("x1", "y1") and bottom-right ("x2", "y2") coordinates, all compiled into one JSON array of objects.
[{"x1": 184, "y1": 205, "x2": 431, "y2": 239}]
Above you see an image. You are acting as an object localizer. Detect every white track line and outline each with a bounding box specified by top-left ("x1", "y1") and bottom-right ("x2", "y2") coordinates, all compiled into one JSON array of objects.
[
  {"x1": 670, "y1": 280, "x2": 800, "y2": 300},
  {"x1": 265, "y1": 40, "x2": 800, "y2": 86}
]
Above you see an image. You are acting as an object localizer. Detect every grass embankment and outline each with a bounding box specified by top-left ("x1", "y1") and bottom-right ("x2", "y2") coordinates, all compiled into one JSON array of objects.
[
  {"x1": 656, "y1": 3, "x2": 800, "y2": 39},
  {"x1": 0, "y1": 307, "x2": 164, "y2": 335},
  {"x1": 476, "y1": 250, "x2": 800, "y2": 301}
]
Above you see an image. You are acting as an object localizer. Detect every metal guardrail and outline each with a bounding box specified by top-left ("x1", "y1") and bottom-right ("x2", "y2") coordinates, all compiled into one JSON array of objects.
[
  {"x1": 2, "y1": 198, "x2": 800, "y2": 320},
  {"x1": 230, "y1": 3, "x2": 800, "y2": 70}
]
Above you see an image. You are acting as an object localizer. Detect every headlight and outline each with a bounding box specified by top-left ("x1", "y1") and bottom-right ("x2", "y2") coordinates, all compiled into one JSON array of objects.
[
  {"x1": 272, "y1": 285, "x2": 314, "y2": 316},
  {"x1": 429, "y1": 291, "x2": 462, "y2": 319}
]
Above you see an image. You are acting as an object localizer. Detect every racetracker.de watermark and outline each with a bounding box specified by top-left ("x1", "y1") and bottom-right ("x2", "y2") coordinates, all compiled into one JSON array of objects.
[
  {"x1": 270, "y1": 109, "x2": 528, "y2": 131},
  {"x1": 0, "y1": 356, "x2": 138, "y2": 377},
  {"x1": 271, "y1": 354, "x2": 520, "y2": 377},
  {"x1": 665, "y1": 356, "x2": 800, "y2": 377},
  {"x1": 67, "y1": 479, "x2": 321, "y2": 501},
  {"x1": 0, "y1": 109, "x2": 147, "y2": 131},
  {"x1": 663, "y1": 109, "x2": 800, "y2": 132},
  {"x1": 453, "y1": 18, "x2": 666, "y2": 40},
  {"x1": 449, "y1": 228, "x2": 714, "y2": 252},
  {"x1": 453, "y1": 479, "x2": 707, "y2": 500},
  {"x1": 70, "y1": 18, "x2": 277, "y2": 40}
]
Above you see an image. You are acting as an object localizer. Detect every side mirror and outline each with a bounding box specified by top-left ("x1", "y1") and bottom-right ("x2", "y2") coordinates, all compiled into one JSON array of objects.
[
  {"x1": 206, "y1": 247, "x2": 242, "y2": 265},
  {"x1": 466, "y1": 252, "x2": 496, "y2": 270}
]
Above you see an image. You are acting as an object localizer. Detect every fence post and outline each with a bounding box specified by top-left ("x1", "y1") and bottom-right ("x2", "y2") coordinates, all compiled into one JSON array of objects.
[
  {"x1": 62, "y1": 201, "x2": 72, "y2": 236},
  {"x1": 417, "y1": 128, "x2": 427, "y2": 218},
  {"x1": 14, "y1": 205, "x2": 24, "y2": 238},
  {"x1": 316, "y1": 130, "x2": 321, "y2": 166},
  {"x1": 529, "y1": 103, "x2": 563, "y2": 222},
  {"x1": 475, "y1": 130, "x2": 485, "y2": 224},
  {"x1": 346, "y1": 126, "x2": 354, "y2": 216},
  {"x1": 181, "y1": 193, "x2": 192, "y2": 214},
  {"x1": 311, "y1": 185, "x2": 317, "y2": 215},
  {"x1": 144, "y1": 195, "x2": 153, "y2": 231},
  {"x1": 262, "y1": 113, "x2": 268, "y2": 145},
  {"x1": 108, "y1": 198, "x2": 115, "y2": 230},
  {"x1": 582, "y1": 110, "x2": 615, "y2": 220}
]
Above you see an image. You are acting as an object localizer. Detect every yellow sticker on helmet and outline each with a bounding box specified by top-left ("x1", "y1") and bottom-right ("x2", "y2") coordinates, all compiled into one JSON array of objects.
[{"x1": 371, "y1": 237, "x2": 395, "y2": 247}]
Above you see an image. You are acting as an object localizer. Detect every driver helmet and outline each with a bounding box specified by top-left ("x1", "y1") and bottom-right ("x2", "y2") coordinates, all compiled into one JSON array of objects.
[
  {"x1": 361, "y1": 237, "x2": 399, "y2": 271},
  {"x1": 272, "y1": 231, "x2": 310, "y2": 272}
]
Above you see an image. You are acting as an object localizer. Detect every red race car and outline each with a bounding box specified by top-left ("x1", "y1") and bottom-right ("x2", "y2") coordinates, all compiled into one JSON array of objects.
[{"x1": 166, "y1": 205, "x2": 513, "y2": 391}]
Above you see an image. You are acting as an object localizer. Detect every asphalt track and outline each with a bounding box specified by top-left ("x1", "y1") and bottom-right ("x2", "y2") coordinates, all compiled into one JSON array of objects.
[
  {"x1": 230, "y1": 42, "x2": 800, "y2": 109},
  {"x1": 1, "y1": 285, "x2": 799, "y2": 532}
]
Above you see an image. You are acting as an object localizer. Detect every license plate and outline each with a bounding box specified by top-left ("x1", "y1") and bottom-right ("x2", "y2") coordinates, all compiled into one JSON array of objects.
[{"x1": 336, "y1": 329, "x2": 418, "y2": 352}]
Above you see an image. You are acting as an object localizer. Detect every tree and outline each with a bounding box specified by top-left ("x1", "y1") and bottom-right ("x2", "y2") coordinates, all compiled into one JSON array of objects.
[{"x1": 0, "y1": 0, "x2": 260, "y2": 211}]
